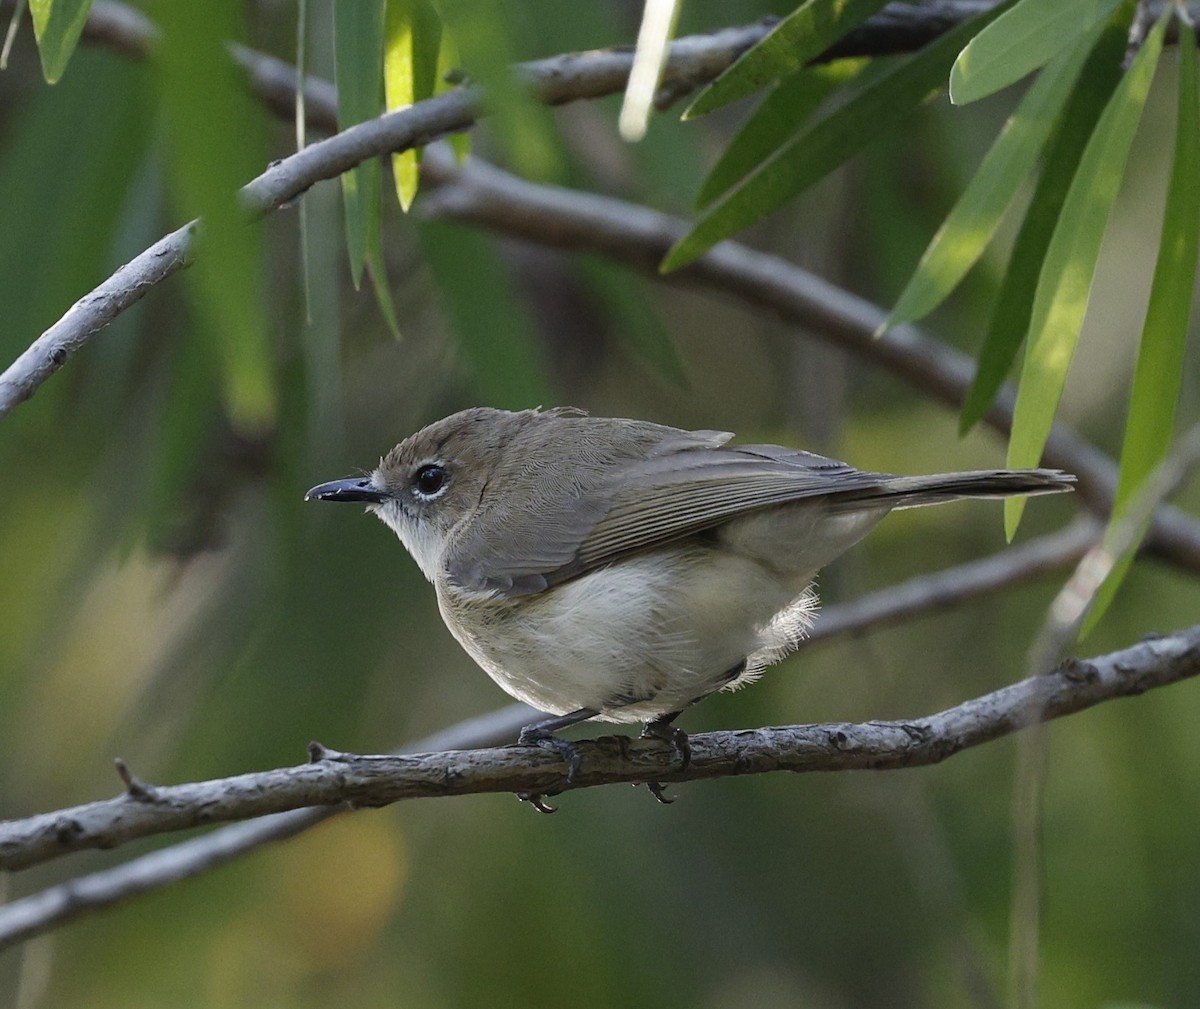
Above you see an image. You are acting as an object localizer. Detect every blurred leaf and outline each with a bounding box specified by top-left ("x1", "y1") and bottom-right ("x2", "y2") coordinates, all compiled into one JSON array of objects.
[
  {"x1": 335, "y1": 1, "x2": 399, "y2": 335},
  {"x1": 1005, "y1": 11, "x2": 1167, "y2": 538},
  {"x1": 28, "y1": 0, "x2": 92, "y2": 83},
  {"x1": 949, "y1": 0, "x2": 1122, "y2": 105},
  {"x1": 577, "y1": 255, "x2": 685, "y2": 384},
  {"x1": 1083, "y1": 22, "x2": 1200, "y2": 635},
  {"x1": 663, "y1": 3, "x2": 1007, "y2": 272},
  {"x1": 618, "y1": 0, "x2": 682, "y2": 142},
  {"x1": 885, "y1": 37, "x2": 1093, "y2": 331},
  {"x1": 435, "y1": 27, "x2": 471, "y2": 162},
  {"x1": 419, "y1": 220, "x2": 551, "y2": 407},
  {"x1": 683, "y1": 0, "x2": 891, "y2": 118},
  {"x1": 437, "y1": 0, "x2": 563, "y2": 181},
  {"x1": 152, "y1": 0, "x2": 274, "y2": 433},
  {"x1": 960, "y1": 2, "x2": 1132, "y2": 433},
  {"x1": 695, "y1": 58, "x2": 867, "y2": 210},
  {"x1": 385, "y1": 0, "x2": 442, "y2": 211}
]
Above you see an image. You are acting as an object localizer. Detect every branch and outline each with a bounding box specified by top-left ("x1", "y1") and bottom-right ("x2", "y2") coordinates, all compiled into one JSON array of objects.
[
  {"x1": 0, "y1": 519, "x2": 1090, "y2": 948},
  {"x1": 415, "y1": 152, "x2": 1200, "y2": 573},
  {"x1": 2, "y1": 613, "x2": 1194, "y2": 888},
  {"x1": 0, "y1": 1, "x2": 1003, "y2": 418}
]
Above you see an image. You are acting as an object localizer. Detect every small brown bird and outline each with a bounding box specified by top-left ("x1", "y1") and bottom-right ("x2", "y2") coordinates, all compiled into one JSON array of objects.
[{"x1": 307, "y1": 407, "x2": 1073, "y2": 790}]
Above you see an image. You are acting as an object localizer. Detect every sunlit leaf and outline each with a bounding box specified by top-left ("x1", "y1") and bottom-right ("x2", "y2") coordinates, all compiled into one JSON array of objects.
[
  {"x1": 696, "y1": 58, "x2": 867, "y2": 210},
  {"x1": 1004, "y1": 11, "x2": 1167, "y2": 538},
  {"x1": 619, "y1": 0, "x2": 681, "y2": 142},
  {"x1": 684, "y1": 0, "x2": 891, "y2": 118},
  {"x1": 663, "y1": 3, "x2": 1008, "y2": 273},
  {"x1": 960, "y1": 2, "x2": 1132, "y2": 433},
  {"x1": 1083, "y1": 22, "x2": 1200, "y2": 635},
  {"x1": 28, "y1": 0, "x2": 93, "y2": 83},
  {"x1": 384, "y1": 0, "x2": 441, "y2": 211},
  {"x1": 949, "y1": 0, "x2": 1122, "y2": 105},
  {"x1": 885, "y1": 37, "x2": 1093, "y2": 331}
]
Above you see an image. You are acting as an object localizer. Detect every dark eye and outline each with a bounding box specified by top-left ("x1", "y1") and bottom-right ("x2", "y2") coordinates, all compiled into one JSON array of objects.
[{"x1": 414, "y1": 464, "x2": 447, "y2": 497}]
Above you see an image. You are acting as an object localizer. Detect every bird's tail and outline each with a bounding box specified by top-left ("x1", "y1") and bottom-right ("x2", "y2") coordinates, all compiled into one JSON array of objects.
[{"x1": 833, "y1": 468, "x2": 1076, "y2": 511}]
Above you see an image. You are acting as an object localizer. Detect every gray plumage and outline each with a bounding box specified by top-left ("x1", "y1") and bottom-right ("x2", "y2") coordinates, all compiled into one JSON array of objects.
[{"x1": 307, "y1": 407, "x2": 1074, "y2": 724}]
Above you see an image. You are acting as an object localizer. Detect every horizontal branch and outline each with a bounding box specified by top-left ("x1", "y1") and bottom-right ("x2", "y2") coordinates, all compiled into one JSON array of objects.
[
  {"x1": 1, "y1": 617, "x2": 1195, "y2": 888},
  {"x1": 0, "y1": 518, "x2": 1088, "y2": 948}
]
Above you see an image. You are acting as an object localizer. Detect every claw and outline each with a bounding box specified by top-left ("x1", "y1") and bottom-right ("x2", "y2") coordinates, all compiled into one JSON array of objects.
[
  {"x1": 644, "y1": 781, "x2": 675, "y2": 805},
  {"x1": 517, "y1": 792, "x2": 559, "y2": 814}
]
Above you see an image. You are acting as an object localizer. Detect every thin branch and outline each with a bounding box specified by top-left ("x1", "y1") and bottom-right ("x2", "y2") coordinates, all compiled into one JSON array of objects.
[
  {"x1": 0, "y1": 617, "x2": 1195, "y2": 891},
  {"x1": 0, "y1": 519, "x2": 1088, "y2": 948}
]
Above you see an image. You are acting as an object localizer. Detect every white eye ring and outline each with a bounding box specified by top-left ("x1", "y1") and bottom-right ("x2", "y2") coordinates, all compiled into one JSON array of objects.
[{"x1": 413, "y1": 463, "x2": 449, "y2": 500}]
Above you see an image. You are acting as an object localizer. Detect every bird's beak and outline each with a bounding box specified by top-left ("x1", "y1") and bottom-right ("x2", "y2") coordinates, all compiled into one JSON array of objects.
[{"x1": 304, "y1": 477, "x2": 389, "y2": 503}]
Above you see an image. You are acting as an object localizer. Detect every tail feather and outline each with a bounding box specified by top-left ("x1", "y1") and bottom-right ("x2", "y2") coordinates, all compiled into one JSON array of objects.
[{"x1": 834, "y1": 468, "x2": 1076, "y2": 511}]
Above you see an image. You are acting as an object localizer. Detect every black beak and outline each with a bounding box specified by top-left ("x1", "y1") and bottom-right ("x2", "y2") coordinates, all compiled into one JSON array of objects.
[{"x1": 304, "y1": 477, "x2": 389, "y2": 503}]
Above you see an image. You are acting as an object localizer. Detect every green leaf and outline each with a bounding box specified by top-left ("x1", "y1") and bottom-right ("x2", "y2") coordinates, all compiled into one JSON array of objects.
[
  {"x1": 684, "y1": 0, "x2": 891, "y2": 118},
  {"x1": 152, "y1": 0, "x2": 274, "y2": 433},
  {"x1": 949, "y1": 0, "x2": 1122, "y2": 105},
  {"x1": 335, "y1": 0, "x2": 386, "y2": 289},
  {"x1": 418, "y1": 221, "x2": 552, "y2": 408},
  {"x1": 960, "y1": 2, "x2": 1132, "y2": 433},
  {"x1": 1082, "y1": 21, "x2": 1200, "y2": 635},
  {"x1": 696, "y1": 58, "x2": 867, "y2": 210},
  {"x1": 435, "y1": 27, "x2": 471, "y2": 162},
  {"x1": 334, "y1": 0, "x2": 398, "y2": 335},
  {"x1": 663, "y1": 3, "x2": 1008, "y2": 273},
  {"x1": 28, "y1": 0, "x2": 93, "y2": 83},
  {"x1": 1004, "y1": 11, "x2": 1168, "y2": 538},
  {"x1": 885, "y1": 37, "x2": 1093, "y2": 331},
  {"x1": 384, "y1": 0, "x2": 442, "y2": 211},
  {"x1": 577, "y1": 255, "x2": 686, "y2": 384}
]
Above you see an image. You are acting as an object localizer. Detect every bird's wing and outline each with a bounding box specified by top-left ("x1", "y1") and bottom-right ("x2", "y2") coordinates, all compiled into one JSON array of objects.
[{"x1": 446, "y1": 433, "x2": 887, "y2": 596}]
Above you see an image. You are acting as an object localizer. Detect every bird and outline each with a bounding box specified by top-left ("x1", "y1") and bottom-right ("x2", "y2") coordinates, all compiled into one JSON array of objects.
[{"x1": 306, "y1": 406, "x2": 1074, "y2": 800}]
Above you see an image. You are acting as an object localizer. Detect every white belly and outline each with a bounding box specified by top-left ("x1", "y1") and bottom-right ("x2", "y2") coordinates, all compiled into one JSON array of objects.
[{"x1": 437, "y1": 543, "x2": 818, "y2": 722}]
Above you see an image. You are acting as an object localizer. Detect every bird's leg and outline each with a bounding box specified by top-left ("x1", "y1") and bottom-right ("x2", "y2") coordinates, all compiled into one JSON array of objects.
[{"x1": 516, "y1": 708, "x2": 598, "y2": 804}]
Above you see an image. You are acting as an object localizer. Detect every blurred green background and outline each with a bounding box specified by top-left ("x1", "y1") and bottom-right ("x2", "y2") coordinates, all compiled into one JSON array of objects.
[{"x1": 2, "y1": 2, "x2": 1199, "y2": 1007}]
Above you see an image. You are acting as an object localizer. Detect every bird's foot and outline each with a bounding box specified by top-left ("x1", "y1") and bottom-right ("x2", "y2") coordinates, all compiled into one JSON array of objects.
[
  {"x1": 640, "y1": 717, "x2": 691, "y2": 770},
  {"x1": 518, "y1": 725, "x2": 584, "y2": 784}
]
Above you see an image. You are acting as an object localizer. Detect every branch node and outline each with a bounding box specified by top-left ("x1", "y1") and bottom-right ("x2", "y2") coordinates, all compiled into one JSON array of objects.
[
  {"x1": 308, "y1": 740, "x2": 349, "y2": 762},
  {"x1": 113, "y1": 758, "x2": 158, "y2": 802},
  {"x1": 1059, "y1": 657, "x2": 1100, "y2": 685}
]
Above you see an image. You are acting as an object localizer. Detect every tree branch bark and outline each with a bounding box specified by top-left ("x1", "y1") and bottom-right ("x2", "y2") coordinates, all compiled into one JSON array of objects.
[{"x1": 2, "y1": 613, "x2": 1194, "y2": 887}]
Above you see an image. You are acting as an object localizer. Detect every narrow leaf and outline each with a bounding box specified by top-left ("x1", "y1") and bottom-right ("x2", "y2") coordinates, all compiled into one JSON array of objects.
[
  {"x1": 384, "y1": 0, "x2": 441, "y2": 211},
  {"x1": 885, "y1": 37, "x2": 1093, "y2": 330},
  {"x1": 960, "y1": 2, "x2": 1132, "y2": 433},
  {"x1": 949, "y1": 0, "x2": 1122, "y2": 105},
  {"x1": 684, "y1": 0, "x2": 891, "y2": 118},
  {"x1": 696, "y1": 58, "x2": 866, "y2": 210},
  {"x1": 436, "y1": 27, "x2": 471, "y2": 162},
  {"x1": 28, "y1": 0, "x2": 93, "y2": 83},
  {"x1": 664, "y1": 3, "x2": 1008, "y2": 273},
  {"x1": 1004, "y1": 12, "x2": 1168, "y2": 538},
  {"x1": 334, "y1": 0, "x2": 386, "y2": 289},
  {"x1": 1082, "y1": 22, "x2": 1200, "y2": 634}
]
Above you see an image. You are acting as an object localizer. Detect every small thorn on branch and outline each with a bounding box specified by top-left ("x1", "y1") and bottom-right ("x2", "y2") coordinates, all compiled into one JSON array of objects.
[{"x1": 113, "y1": 758, "x2": 157, "y2": 802}]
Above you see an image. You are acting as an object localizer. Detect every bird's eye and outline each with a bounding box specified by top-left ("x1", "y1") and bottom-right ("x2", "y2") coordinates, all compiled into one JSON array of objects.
[{"x1": 413, "y1": 464, "x2": 447, "y2": 498}]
